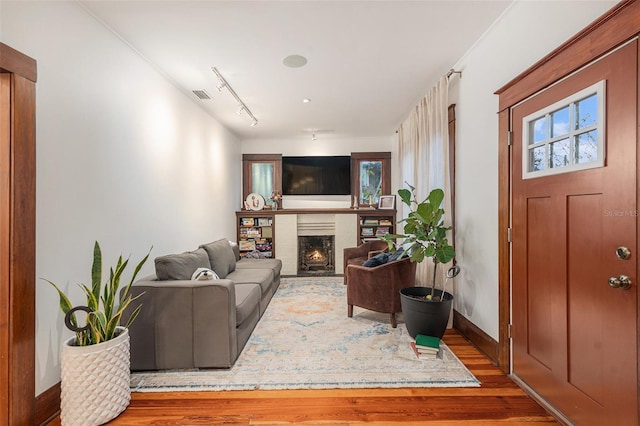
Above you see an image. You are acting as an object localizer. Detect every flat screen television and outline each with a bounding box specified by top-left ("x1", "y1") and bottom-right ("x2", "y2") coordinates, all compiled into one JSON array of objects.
[{"x1": 282, "y1": 156, "x2": 351, "y2": 195}]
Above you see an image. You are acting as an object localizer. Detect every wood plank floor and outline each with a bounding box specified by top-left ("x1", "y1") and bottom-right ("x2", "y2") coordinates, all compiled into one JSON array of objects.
[{"x1": 48, "y1": 331, "x2": 558, "y2": 425}]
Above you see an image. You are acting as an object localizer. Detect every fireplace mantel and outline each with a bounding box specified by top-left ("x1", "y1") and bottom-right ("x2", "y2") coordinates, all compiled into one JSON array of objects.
[{"x1": 236, "y1": 209, "x2": 396, "y2": 276}]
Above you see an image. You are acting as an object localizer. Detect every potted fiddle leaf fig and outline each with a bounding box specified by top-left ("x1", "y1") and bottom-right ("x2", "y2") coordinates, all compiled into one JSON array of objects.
[
  {"x1": 380, "y1": 184, "x2": 459, "y2": 339},
  {"x1": 44, "y1": 241, "x2": 150, "y2": 426}
]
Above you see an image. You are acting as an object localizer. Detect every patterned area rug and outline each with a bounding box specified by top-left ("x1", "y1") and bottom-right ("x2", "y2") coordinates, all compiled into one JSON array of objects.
[{"x1": 130, "y1": 277, "x2": 480, "y2": 392}]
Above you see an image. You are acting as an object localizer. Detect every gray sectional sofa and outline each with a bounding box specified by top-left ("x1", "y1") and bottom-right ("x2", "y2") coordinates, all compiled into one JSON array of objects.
[{"x1": 122, "y1": 238, "x2": 282, "y2": 370}]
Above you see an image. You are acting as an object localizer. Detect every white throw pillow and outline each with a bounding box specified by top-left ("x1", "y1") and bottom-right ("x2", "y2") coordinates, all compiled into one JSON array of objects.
[{"x1": 191, "y1": 267, "x2": 219, "y2": 281}]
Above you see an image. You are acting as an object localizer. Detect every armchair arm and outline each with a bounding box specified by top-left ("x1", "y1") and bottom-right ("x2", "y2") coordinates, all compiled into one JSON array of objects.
[
  {"x1": 345, "y1": 258, "x2": 417, "y2": 313},
  {"x1": 122, "y1": 275, "x2": 238, "y2": 370}
]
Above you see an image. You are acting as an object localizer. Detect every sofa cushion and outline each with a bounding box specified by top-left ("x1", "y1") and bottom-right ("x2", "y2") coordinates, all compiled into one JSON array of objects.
[
  {"x1": 235, "y1": 258, "x2": 282, "y2": 277},
  {"x1": 234, "y1": 284, "x2": 261, "y2": 327},
  {"x1": 229, "y1": 241, "x2": 241, "y2": 261},
  {"x1": 200, "y1": 239, "x2": 237, "y2": 279},
  {"x1": 154, "y1": 248, "x2": 210, "y2": 281},
  {"x1": 227, "y1": 268, "x2": 274, "y2": 295}
]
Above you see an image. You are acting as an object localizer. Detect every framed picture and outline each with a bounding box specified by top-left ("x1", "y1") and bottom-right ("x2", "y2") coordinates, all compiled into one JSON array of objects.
[{"x1": 378, "y1": 195, "x2": 395, "y2": 209}]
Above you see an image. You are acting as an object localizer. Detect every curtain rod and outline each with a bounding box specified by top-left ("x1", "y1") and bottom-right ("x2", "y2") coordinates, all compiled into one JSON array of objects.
[
  {"x1": 446, "y1": 68, "x2": 462, "y2": 79},
  {"x1": 211, "y1": 67, "x2": 258, "y2": 127}
]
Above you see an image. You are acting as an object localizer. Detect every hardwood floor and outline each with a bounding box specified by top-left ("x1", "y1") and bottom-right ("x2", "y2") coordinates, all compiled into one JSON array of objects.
[{"x1": 47, "y1": 331, "x2": 558, "y2": 425}]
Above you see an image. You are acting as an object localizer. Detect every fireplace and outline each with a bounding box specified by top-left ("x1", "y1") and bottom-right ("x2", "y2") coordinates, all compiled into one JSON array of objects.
[{"x1": 298, "y1": 235, "x2": 335, "y2": 276}]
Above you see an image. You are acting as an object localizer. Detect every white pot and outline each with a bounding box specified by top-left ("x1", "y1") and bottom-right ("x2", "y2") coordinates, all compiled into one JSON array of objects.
[{"x1": 60, "y1": 326, "x2": 131, "y2": 426}]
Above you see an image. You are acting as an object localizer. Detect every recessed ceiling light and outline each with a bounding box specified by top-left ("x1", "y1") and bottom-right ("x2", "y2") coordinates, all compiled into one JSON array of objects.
[
  {"x1": 283, "y1": 54, "x2": 307, "y2": 68},
  {"x1": 302, "y1": 98, "x2": 311, "y2": 103}
]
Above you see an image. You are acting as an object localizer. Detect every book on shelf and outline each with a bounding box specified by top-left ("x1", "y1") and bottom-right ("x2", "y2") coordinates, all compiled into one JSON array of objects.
[
  {"x1": 361, "y1": 227, "x2": 374, "y2": 237},
  {"x1": 363, "y1": 219, "x2": 379, "y2": 226},
  {"x1": 257, "y1": 218, "x2": 270, "y2": 226},
  {"x1": 246, "y1": 227, "x2": 261, "y2": 238},
  {"x1": 241, "y1": 217, "x2": 255, "y2": 226},
  {"x1": 239, "y1": 240, "x2": 256, "y2": 251},
  {"x1": 375, "y1": 227, "x2": 390, "y2": 236},
  {"x1": 262, "y1": 226, "x2": 273, "y2": 238},
  {"x1": 378, "y1": 219, "x2": 392, "y2": 226}
]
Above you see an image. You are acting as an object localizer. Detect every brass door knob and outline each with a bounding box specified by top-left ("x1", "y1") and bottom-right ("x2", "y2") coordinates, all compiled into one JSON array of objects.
[{"x1": 608, "y1": 275, "x2": 632, "y2": 290}]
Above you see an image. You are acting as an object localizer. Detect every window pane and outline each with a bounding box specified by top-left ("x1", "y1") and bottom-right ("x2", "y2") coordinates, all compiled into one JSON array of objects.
[
  {"x1": 575, "y1": 94, "x2": 597, "y2": 129},
  {"x1": 551, "y1": 107, "x2": 569, "y2": 138},
  {"x1": 251, "y1": 162, "x2": 274, "y2": 199},
  {"x1": 529, "y1": 146, "x2": 546, "y2": 172},
  {"x1": 549, "y1": 138, "x2": 570, "y2": 168},
  {"x1": 575, "y1": 130, "x2": 598, "y2": 164},
  {"x1": 359, "y1": 161, "x2": 382, "y2": 204},
  {"x1": 530, "y1": 117, "x2": 547, "y2": 144}
]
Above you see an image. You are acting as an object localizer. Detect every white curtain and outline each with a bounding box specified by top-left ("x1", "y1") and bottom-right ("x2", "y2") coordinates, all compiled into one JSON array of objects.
[{"x1": 397, "y1": 75, "x2": 451, "y2": 287}]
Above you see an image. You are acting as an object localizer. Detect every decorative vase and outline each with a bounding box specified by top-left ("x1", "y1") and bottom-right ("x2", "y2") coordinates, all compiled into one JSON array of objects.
[
  {"x1": 400, "y1": 287, "x2": 453, "y2": 339},
  {"x1": 60, "y1": 326, "x2": 131, "y2": 426}
]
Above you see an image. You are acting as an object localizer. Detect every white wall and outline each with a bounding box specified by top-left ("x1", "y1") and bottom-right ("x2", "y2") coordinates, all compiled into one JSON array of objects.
[
  {"x1": 449, "y1": 0, "x2": 617, "y2": 340},
  {"x1": 1, "y1": 1, "x2": 241, "y2": 395},
  {"x1": 242, "y1": 136, "x2": 398, "y2": 209}
]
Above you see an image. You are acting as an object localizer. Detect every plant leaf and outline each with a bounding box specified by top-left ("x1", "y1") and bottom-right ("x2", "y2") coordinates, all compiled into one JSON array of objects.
[
  {"x1": 398, "y1": 188, "x2": 411, "y2": 206},
  {"x1": 91, "y1": 241, "x2": 102, "y2": 304},
  {"x1": 428, "y1": 188, "x2": 444, "y2": 209},
  {"x1": 435, "y1": 245, "x2": 456, "y2": 264}
]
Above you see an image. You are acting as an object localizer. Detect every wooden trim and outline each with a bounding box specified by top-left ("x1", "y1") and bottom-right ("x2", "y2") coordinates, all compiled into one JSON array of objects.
[
  {"x1": 495, "y1": 0, "x2": 640, "y2": 110},
  {"x1": 242, "y1": 154, "x2": 282, "y2": 208},
  {"x1": 0, "y1": 45, "x2": 36, "y2": 426},
  {"x1": 35, "y1": 383, "x2": 60, "y2": 426},
  {"x1": 453, "y1": 310, "x2": 499, "y2": 365},
  {"x1": 351, "y1": 152, "x2": 392, "y2": 207},
  {"x1": 241, "y1": 153, "x2": 282, "y2": 162},
  {"x1": 0, "y1": 71, "x2": 10, "y2": 426},
  {"x1": 510, "y1": 374, "x2": 573, "y2": 425},
  {"x1": 497, "y1": 109, "x2": 510, "y2": 374},
  {"x1": 0, "y1": 43, "x2": 37, "y2": 82},
  {"x1": 448, "y1": 104, "x2": 456, "y2": 250}
]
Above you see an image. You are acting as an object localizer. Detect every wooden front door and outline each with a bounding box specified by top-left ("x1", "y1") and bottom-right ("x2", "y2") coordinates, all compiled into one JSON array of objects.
[{"x1": 511, "y1": 41, "x2": 638, "y2": 425}]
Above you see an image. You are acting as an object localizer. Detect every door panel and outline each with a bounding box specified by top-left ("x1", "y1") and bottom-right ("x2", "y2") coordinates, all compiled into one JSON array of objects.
[{"x1": 512, "y1": 41, "x2": 638, "y2": 425}]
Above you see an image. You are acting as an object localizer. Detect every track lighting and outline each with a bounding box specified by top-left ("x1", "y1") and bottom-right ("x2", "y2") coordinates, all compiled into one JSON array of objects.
[{"x1": 211, "y1": 67, "x2": 258, "y2": 127}]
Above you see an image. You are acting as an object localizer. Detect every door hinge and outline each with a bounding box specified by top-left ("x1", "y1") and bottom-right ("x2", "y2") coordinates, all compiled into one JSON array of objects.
[
  {"x1": 507, "y1": 227, "x2": 512, "y2": 243},
  {"x1": 507, "y1": 131, "x2": 513, "y2": 146},
  {"x1": 508, "y1": 323, "x2": 512, "y2": 338}
]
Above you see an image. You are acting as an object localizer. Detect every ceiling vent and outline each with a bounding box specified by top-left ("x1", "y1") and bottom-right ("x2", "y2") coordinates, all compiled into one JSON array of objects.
[{"x1": 192, "y1": 89, "x2": 211, "y2": 100}]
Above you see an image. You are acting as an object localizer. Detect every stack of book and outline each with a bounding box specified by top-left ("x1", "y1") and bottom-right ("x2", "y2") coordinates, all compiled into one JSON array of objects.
[{"x1": 410, "y1": 334, "x2": 440, "y2": 359}]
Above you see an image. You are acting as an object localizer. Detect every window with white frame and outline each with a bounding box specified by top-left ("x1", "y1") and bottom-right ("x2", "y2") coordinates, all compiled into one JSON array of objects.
[{"x1": 522, "y1": 80, "x2": 605, "y2": 179}]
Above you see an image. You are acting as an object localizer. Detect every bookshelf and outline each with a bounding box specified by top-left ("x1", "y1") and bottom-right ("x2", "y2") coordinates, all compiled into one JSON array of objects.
[
  {"x1": 356, "y1": 210, "x2": 396, "y2": 245},
  {"x1": 236, "y1": 212, "x2": 275, "y2": 258}
]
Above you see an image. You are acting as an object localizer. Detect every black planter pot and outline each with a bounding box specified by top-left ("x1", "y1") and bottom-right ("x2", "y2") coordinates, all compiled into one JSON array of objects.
[{"x1": 400, "y1": 287, "x2": 453, "y2": 339}]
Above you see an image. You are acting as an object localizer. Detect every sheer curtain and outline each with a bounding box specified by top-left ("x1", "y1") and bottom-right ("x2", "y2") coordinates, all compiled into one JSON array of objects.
[{"x1": 397, "y1": 75, "x2": 452, "y2": 286}]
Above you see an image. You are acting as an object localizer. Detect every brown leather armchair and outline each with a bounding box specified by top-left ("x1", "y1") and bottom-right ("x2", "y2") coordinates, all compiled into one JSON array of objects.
[
  {"x1": 345, "y1": 257, "x2": 417, "y2": 328},
  {"x1": 342, "y1": 240, "x2": 389, "y2": 284}
]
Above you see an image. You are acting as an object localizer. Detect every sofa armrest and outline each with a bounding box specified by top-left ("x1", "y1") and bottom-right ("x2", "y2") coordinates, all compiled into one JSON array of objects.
[{"x1": 122, "y1": 277, "x2": 239, "y2": 370}]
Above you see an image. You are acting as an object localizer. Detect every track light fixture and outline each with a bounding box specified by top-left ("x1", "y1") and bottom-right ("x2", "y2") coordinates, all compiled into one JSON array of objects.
[{"x1": 211, "y1": 67, "x2": 258, "y2": 127}]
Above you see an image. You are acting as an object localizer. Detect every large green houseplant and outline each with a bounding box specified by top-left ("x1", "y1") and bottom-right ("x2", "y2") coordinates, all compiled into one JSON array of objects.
[
  {"x1": 381, "y1": 184, "x2": 458, "y2": 338},
  {"x1": 44, "y1": 241, "x2": 150, "y2": 426}
]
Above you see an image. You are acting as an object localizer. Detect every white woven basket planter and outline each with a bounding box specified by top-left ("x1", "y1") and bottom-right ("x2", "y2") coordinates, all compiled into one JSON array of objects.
[{"x1": 60, "y1": 326, "x2": 131, "y2": 426}]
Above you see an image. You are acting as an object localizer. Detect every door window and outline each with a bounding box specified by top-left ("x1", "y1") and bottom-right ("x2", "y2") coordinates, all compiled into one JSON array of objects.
[{"x1": 522, "y1": 80, "x2": 605, "y2": 179}]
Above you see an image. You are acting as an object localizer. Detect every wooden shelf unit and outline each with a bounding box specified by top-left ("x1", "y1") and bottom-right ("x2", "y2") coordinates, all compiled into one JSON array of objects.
[
  {"x1": 236, "y1": 211, "x2": 275, "y2": 258},
  {"x1": 356, "y1": 210, "x2": 396, "y2": 245}
]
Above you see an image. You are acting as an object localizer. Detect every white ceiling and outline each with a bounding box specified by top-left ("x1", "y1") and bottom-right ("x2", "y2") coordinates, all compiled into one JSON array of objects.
[{"x1": 80, "y1": 1, "x2": 512, "y2": 140}]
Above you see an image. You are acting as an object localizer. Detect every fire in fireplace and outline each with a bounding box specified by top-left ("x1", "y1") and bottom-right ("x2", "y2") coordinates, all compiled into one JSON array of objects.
[{"x1": 298, "y1": 235, "x2": 335, "y2": 276}]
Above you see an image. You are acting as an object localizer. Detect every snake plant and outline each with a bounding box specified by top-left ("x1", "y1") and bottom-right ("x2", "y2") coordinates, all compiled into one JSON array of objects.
[{"x1": 44, "y1": 241, "x2": 151, "y2": 346}]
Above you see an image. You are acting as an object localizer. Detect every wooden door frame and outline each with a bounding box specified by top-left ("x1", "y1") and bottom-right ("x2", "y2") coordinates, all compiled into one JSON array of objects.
[
  {"x1": 0, "y1": 43, "x2": 37, "y2": 426},
  {"x1": 495, "y1": 0, "x2": 640, "y2": 393}
]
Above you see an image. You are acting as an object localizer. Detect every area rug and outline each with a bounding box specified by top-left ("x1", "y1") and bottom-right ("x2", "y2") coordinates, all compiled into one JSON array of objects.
[{"x1": 130, "y1": 276, "x2": 480, "y2": 392}]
